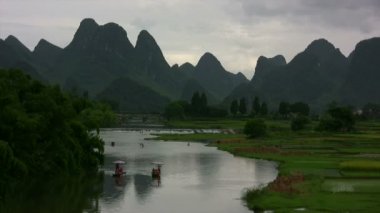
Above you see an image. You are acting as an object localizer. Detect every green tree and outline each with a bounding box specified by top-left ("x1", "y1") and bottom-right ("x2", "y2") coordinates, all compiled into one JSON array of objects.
[
  {"x1": 362, "y1": 103, "x2": 380, "y2": 119},
  {"x1": 278, "y1": 101, "x2": 290, "y2": 118},
  {"x1": 252, "y1": 96, "x2": 261, "y2": 115},
  {"x1": 290, "y1": 102, "x2": 310, "y2": 116},
  {"x1": 291, "y1": 115, "x2": 309, "y2": 131},
  {"x1": 260, "y1": 102, "x2": 268, "y2": 115},
  {"x1": 317, "y1": 106, "x2": 355, "y2": 132},
  {"x1": 191, "y1": 91, "x2": 201, "y2": 113},
  {"x1": 164, "y1": 102, "x2": 185, "y2": 120},
  {"x1": 0, "y1": 69, "x2": 112, "y2": 180},
  {"x1": 230, "y1": 100, "x2": 239, "y2": 116},
  {"x1": 244, "y1": 119, "x2": 267, "y2": 138},
  {"x1": 200, "y1": 93, "x2": 207, "y2": 108},
  {"x1": 239, "y1": 98, "x2": 247, "y2": 115},
  {"x1": 200, "y1": 93, "x2": 208, "y2": 115}
]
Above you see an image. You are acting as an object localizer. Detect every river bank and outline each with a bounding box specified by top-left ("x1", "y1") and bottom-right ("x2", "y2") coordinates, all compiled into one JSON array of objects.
[{"x1": 153, "y1": 119, "x2": 380, "y2": 212}]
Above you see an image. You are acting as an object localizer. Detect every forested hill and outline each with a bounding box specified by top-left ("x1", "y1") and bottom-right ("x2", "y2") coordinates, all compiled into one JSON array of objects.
[{"x1": 0, "y1": 69, "x2": 115, "y2": 182}]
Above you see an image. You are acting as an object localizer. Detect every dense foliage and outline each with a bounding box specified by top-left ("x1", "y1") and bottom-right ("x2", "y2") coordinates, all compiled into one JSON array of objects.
[
  {"x1": 0, "y1": 69, "x2": 115, "y2": 182},
  {"x1": 361, "y1": 103, "x2": 380, "y2": 120},
  {"x1": 252, "y1": 96, "x2": 261, "y2": 115},
  {"x1": 317, "y1": 106, "x2": 355, "y2": 132},
  {"x1": 278, "y1": 101, "x2": 310, "y2": 117},
  {"x1": 164, "y1": 102, "x2": 185, "y2": 120},
  {"x1": 230, "y1": 100, "x2": 238, "y2": 116},
  {"x1": 164, "y1": 92, "x2": 227, "y2": 120},
  {"x1": 239, "y1": 98, "x2": 247, "y2": 115},
  {"x1": 244, "y1": 119, "x2": 267, "y2": 138},
  {"x1": 291, "y1": 115, "x2": 310, "y2": 131}
]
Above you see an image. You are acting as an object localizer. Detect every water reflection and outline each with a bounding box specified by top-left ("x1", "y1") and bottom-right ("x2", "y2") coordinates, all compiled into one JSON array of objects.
[
  {"x1": 0, "y1": 173, "x2": 103, "y2": 213},
  {"x1": 98, "y1": 130, "x2": 278, "y2": 213},
  {"x1": 1, "y1": 130, "x2": 278, "y2": 213},
  {"x1": 133, "y1": 174, "x2": 154, "y2": 203},
  {"x1": 101, "y1": 175, "x2": 130, "y2": 204}
]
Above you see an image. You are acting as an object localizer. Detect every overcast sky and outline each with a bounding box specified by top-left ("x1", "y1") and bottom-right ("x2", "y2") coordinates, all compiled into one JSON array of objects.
[{"x1": 1, "y1": 0, "x2": 379, "y2": 79}]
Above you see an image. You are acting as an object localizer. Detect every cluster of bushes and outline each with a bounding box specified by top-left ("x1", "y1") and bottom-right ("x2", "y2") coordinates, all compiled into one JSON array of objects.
[
  {"x1": 317, "y1": 106, "x2": 355, "y2": 132},
  {"x1": 0, "y1": 69, "x2": 115, "y2": 182},
  {"x1": 278, "y1": 101, "x2": 310, "y2": 117},
  {"x1": 360, "y1": 103, "x2": 380, "y2": 120},
  {"x1": 243, "y1": 104, "x2": 356, "y2": 138},
  {"x1": 244, "y1": 119, "x2": 267, "y2": 138}
]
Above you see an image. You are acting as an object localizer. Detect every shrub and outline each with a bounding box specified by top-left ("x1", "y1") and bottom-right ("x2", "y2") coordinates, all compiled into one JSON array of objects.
[
  {"x1": 291, "y1": 115, "x2": 309, "y2": 131},
  {"x1": 244, "y1": 119, "x2": 267, "y2": 138},
  {"x1": 164, "y1": 102, "x2": 185, "y2": 120},
  {"x1": 317, "y1": 106, "x2": 355, "y2": 132}
]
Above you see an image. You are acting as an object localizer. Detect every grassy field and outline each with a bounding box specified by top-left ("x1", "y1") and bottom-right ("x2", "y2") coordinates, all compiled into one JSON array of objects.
[{"x1": 154, "y1": 119, "x2": 380, "y2": 212}]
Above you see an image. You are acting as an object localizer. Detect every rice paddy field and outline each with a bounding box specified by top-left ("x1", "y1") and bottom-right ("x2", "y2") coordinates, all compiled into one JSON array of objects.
[{"x1": 155, "y1": 119, "x2": 380, "y2": 212}]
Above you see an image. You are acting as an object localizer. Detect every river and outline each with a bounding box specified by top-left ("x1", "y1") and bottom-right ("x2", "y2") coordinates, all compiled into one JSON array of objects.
[{"x1": 1, "y1": 129, "x2": 277, "y2": 213}]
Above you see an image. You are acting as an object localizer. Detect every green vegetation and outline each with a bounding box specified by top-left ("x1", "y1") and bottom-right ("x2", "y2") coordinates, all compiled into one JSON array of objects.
[
  {"x1": 239, "y1": 98, "x2": 247, "y2": 115},
  {"x1": 317, "y1": 106, "x2": 355, "y2": 132},
  {"x1": 157, "y1": 118, "x2": 380, "y2": 212},
  {"x1": 291, "y1": 115, "x2": 310, "y2": 131},
  {"x1": 244, "y1": 119, "x2": 267, "y2": 138},
  {"x1": 340, "y1": 160, "x2": 380, "y2": 172},
  {"x1": 164, "y1": 92, "x2": 227, "y2": 120},
  {"x1": 230, "y1": 99, "x2": 238, "y2": 116},
  {"x1": 0, "y1": 69, "x2": 115, "y2": 184},
  {"x1": 165, "y1": 118, "x2": 247, "y2": 129},
  {"x1": 0, "y1": 174, "x2": 103, "y2": 213},
  {"x1": 164, "y1": 102, "x2": 185, "y2": 120}
]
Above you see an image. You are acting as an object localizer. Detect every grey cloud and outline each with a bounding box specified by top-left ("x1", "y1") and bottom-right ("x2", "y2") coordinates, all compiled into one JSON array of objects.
[
  {"x1": 1, "y1": 0, "x2": 380, "y2": 78},
  {"x1": 233, "y1": 0, "x2": 380, "y2": 33}
]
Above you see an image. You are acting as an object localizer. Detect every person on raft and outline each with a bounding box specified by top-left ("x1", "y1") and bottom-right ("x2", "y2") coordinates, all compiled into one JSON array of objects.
[{"x1": 115, "y1": 163, "x2": 124, "y2": 176}]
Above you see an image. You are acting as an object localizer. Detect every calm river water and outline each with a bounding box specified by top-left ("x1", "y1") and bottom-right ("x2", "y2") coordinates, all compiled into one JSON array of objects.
[
  {"x1": 1, "y1": 129, "x2": 277, "y2": 213},
  {"x1": 99, "y1": 129, "x2": 277, "y2": 213}
]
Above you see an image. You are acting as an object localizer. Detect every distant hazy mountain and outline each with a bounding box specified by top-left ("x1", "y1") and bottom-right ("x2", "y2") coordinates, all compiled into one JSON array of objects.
[
  {"x1": 178, "y1": 52, "x2": 248, "y2": 101},
  {"x1": 4, "y1": 35, "x2": 34, "y2": 62},
  {"x1": 0, "y1": 36, "x2": 44, "y2": 81},
  {"x1": 49, "y1": 18, "x2": 136, "y2": 94},
  {"x1": 1, "y1": 18, "x2": 379, "y2": 112},
  {"x1": 224, "y1": 39, "x2": 350, "y2": 111},
  {"x1": 341, "y1": 37, "x2": 380, "y2": 106},
  {"x1": 178, "y1": 62, "x2": 196, "y2": 78},
  {"x1": 97, "y1": 77, "x2": 170, "y2": 113},
  {"x1": 180, "y1": 79, "x2": 219, "y2": 105},
  {"x1": 133, "y1": 30, "x2": 188, "y2": 99},
  {"x1": 223, "y1": 55, "x2": 286, "y2": 105},
  {"x1": 251, "y1": 55, "x2": 286, "y2": 86},
  {"x1": 264, "y1": 39, "x2": 348, "y2": 106},
  {"x1": 33, "y1": 39, "x2": 63, "y2": 69},
  {"x1": 0, "y1": 18, "x2": 248, "y2": 112}
]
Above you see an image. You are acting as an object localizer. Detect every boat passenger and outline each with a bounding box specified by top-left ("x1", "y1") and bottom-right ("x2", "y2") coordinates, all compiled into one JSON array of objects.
[{"x1": 115, "y1": 163, "x2": 123, "y2": 176}]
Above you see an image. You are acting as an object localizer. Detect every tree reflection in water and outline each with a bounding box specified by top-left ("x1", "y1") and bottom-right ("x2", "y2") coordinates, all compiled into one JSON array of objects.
[
  {"x1": 133, "y1": 174, "x2": 154, "y2": 203},
  {"x1": 0, "y1": 172, "x2": 104, "y2": 213},
  {"x1": 101, "y1": 174, "x2": 130, "y2": 204}
]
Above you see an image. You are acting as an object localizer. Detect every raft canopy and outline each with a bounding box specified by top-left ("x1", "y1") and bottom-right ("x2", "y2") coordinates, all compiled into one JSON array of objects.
[{"x1": 152, "y1": 162, "x2": 164, "y2": 165}]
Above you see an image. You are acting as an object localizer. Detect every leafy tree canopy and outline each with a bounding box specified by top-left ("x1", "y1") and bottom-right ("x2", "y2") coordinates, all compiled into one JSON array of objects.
[
  {"x1": 244, "y1": 119, "x2": 267, "y2": 138},
  {"x1": 0, "y1": 69, "x2": 115, "y2": 181},
  {"x1": 317, "y1": 106, "x2": 355, "y2": 132}
]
